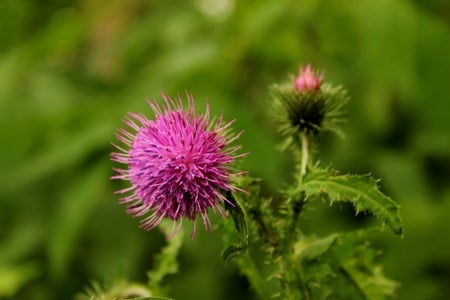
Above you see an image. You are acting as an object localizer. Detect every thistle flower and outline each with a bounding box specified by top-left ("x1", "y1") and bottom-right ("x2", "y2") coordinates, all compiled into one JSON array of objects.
[
  {"x1": 111, "y1": 92, "x2": 245, "y2": 238},
  {"x1": 293, "y1": 64, "x2": 323, "y2": 92}
]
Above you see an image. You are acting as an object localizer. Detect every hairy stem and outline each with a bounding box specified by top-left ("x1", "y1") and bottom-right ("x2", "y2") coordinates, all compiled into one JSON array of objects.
[
  {"x1": 282, "y1": 191, "x2": 310, "y2": 300},
  {"x1": 279, "y1": 133, "x2": 311, "y2": 299}
]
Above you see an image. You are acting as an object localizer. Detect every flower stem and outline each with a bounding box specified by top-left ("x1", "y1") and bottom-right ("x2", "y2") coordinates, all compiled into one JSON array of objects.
[
  {"x1": 278, "y1": 133, "x2": 311, "y2": 299},
  {"x1": 281, "y1": 190, "x2": 310, "y2": 300},
  {"x1": 300, "y1": 132, "x2": 309, "y2": 180},
  {"x1": 238, "y1": 251, "x2": 271, "y2": 299}
]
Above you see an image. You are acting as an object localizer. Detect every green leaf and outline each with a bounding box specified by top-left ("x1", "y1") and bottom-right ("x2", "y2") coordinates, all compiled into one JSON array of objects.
[
  {"x1": 330, "y1": 232, "x2": 399, "y2": 300},
  {"x1": 147, "y1": 228, "x2": 183, "y2": 295},
  {"x1": 302, "y1": 169, "x2": 403, "y2": 235},
  {"x1": 293, "y1": 234, "x2": 338, "y2": 261},
  {"x1": 222, "y1": 191, "x2": 249, "y2": 264},
  {"x1": 296, "y1": 231, "x2": 399, "y2": 299}
]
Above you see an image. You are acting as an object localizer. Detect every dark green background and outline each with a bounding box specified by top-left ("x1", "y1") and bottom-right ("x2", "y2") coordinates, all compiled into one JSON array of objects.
[{"x1": 0, "y1": 0, "x2": 449, "y2": 299}]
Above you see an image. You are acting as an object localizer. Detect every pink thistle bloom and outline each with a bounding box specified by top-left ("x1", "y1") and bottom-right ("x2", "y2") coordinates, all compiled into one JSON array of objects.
[
  {"x1": 293, "y1": 64, "x2": 323, "y2": 92},
  {"x1": 111, "y1": 92, "x2": 246, "y2": 238}
]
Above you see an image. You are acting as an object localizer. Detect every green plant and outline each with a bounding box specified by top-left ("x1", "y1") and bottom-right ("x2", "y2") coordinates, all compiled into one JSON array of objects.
[{"x1": 84, "y1": 65, "x2": 402, "y2": 300}]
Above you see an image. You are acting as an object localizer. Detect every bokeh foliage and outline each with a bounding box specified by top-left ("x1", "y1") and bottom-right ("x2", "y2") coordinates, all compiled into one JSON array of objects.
[{"x1": 0, "y1": 0, "x2": 449, "y2": 299}]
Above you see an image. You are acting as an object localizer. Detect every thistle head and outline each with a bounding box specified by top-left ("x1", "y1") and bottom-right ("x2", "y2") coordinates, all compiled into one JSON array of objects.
[
  {"x1": 111, "y1": 92, "x2": 246, "y2": 238},
  {"x1": 271, "y1": 64, "x2": 348, "y2": 148}
]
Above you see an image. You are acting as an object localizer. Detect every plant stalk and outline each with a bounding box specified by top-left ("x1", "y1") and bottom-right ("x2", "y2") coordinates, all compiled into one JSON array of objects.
[{"x1": 300, "y1": 133, "x2": 309, "y2": 181}]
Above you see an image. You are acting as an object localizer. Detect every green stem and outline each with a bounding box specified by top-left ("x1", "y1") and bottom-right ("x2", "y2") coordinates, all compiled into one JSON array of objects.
[
  {"x1": 280, "y1": 132, "x2": 311, "y2": 299},
  {"x1": 300, "y1": 133, "x2": 309, "y2": 182},
  {"x1": 281, "y1": 191, "x2": 310, "y2": 300},
  {"x1": 238, "y1": 250, "x2": 271, "y2": 300}
]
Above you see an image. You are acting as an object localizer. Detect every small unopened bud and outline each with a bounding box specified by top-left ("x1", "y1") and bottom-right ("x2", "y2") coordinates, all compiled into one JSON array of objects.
[
  {"x1": 293, "y1": 64, "x2": 323, "y2": 92},
  {"x1": 271, "y1": 64, "x2": 348, "y2": 148}
]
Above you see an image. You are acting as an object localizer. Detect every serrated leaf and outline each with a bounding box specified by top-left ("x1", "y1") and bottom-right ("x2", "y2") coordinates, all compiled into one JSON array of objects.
[
  {"x1": 222, "y1": 192, "x2": 248, "y2": 264},
  {"x1": 147, "y1": 229, "x2": 183, "y2": 295},
  {"x1": 302, "y1": 169, "x2": 403, "y2": 235}
]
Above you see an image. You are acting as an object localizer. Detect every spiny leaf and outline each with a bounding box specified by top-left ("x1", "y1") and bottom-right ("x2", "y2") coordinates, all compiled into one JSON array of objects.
[
  {"x1": 222, "y1": 191, "x2": 249, "y2": 264},
  {"x1": 302, "y1": 169, "x2": 403, "y2": 235},
  {"x1": 147, "y1": 228, "x2": 183, "y2": 295}
]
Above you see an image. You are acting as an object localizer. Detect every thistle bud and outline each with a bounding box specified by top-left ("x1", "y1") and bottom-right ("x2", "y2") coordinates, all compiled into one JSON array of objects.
[
  {"x1": 271, "y1": 64, "x2": 348, "y2": 148},
  {"x1": 293, "y1": 64, "x2": 323, "y2": 92}
]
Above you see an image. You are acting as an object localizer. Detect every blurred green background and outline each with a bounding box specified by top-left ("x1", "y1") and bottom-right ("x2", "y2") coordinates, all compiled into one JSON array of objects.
[{"x1": 0, "y1": 0, "x2": 449, "y2": 299}]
